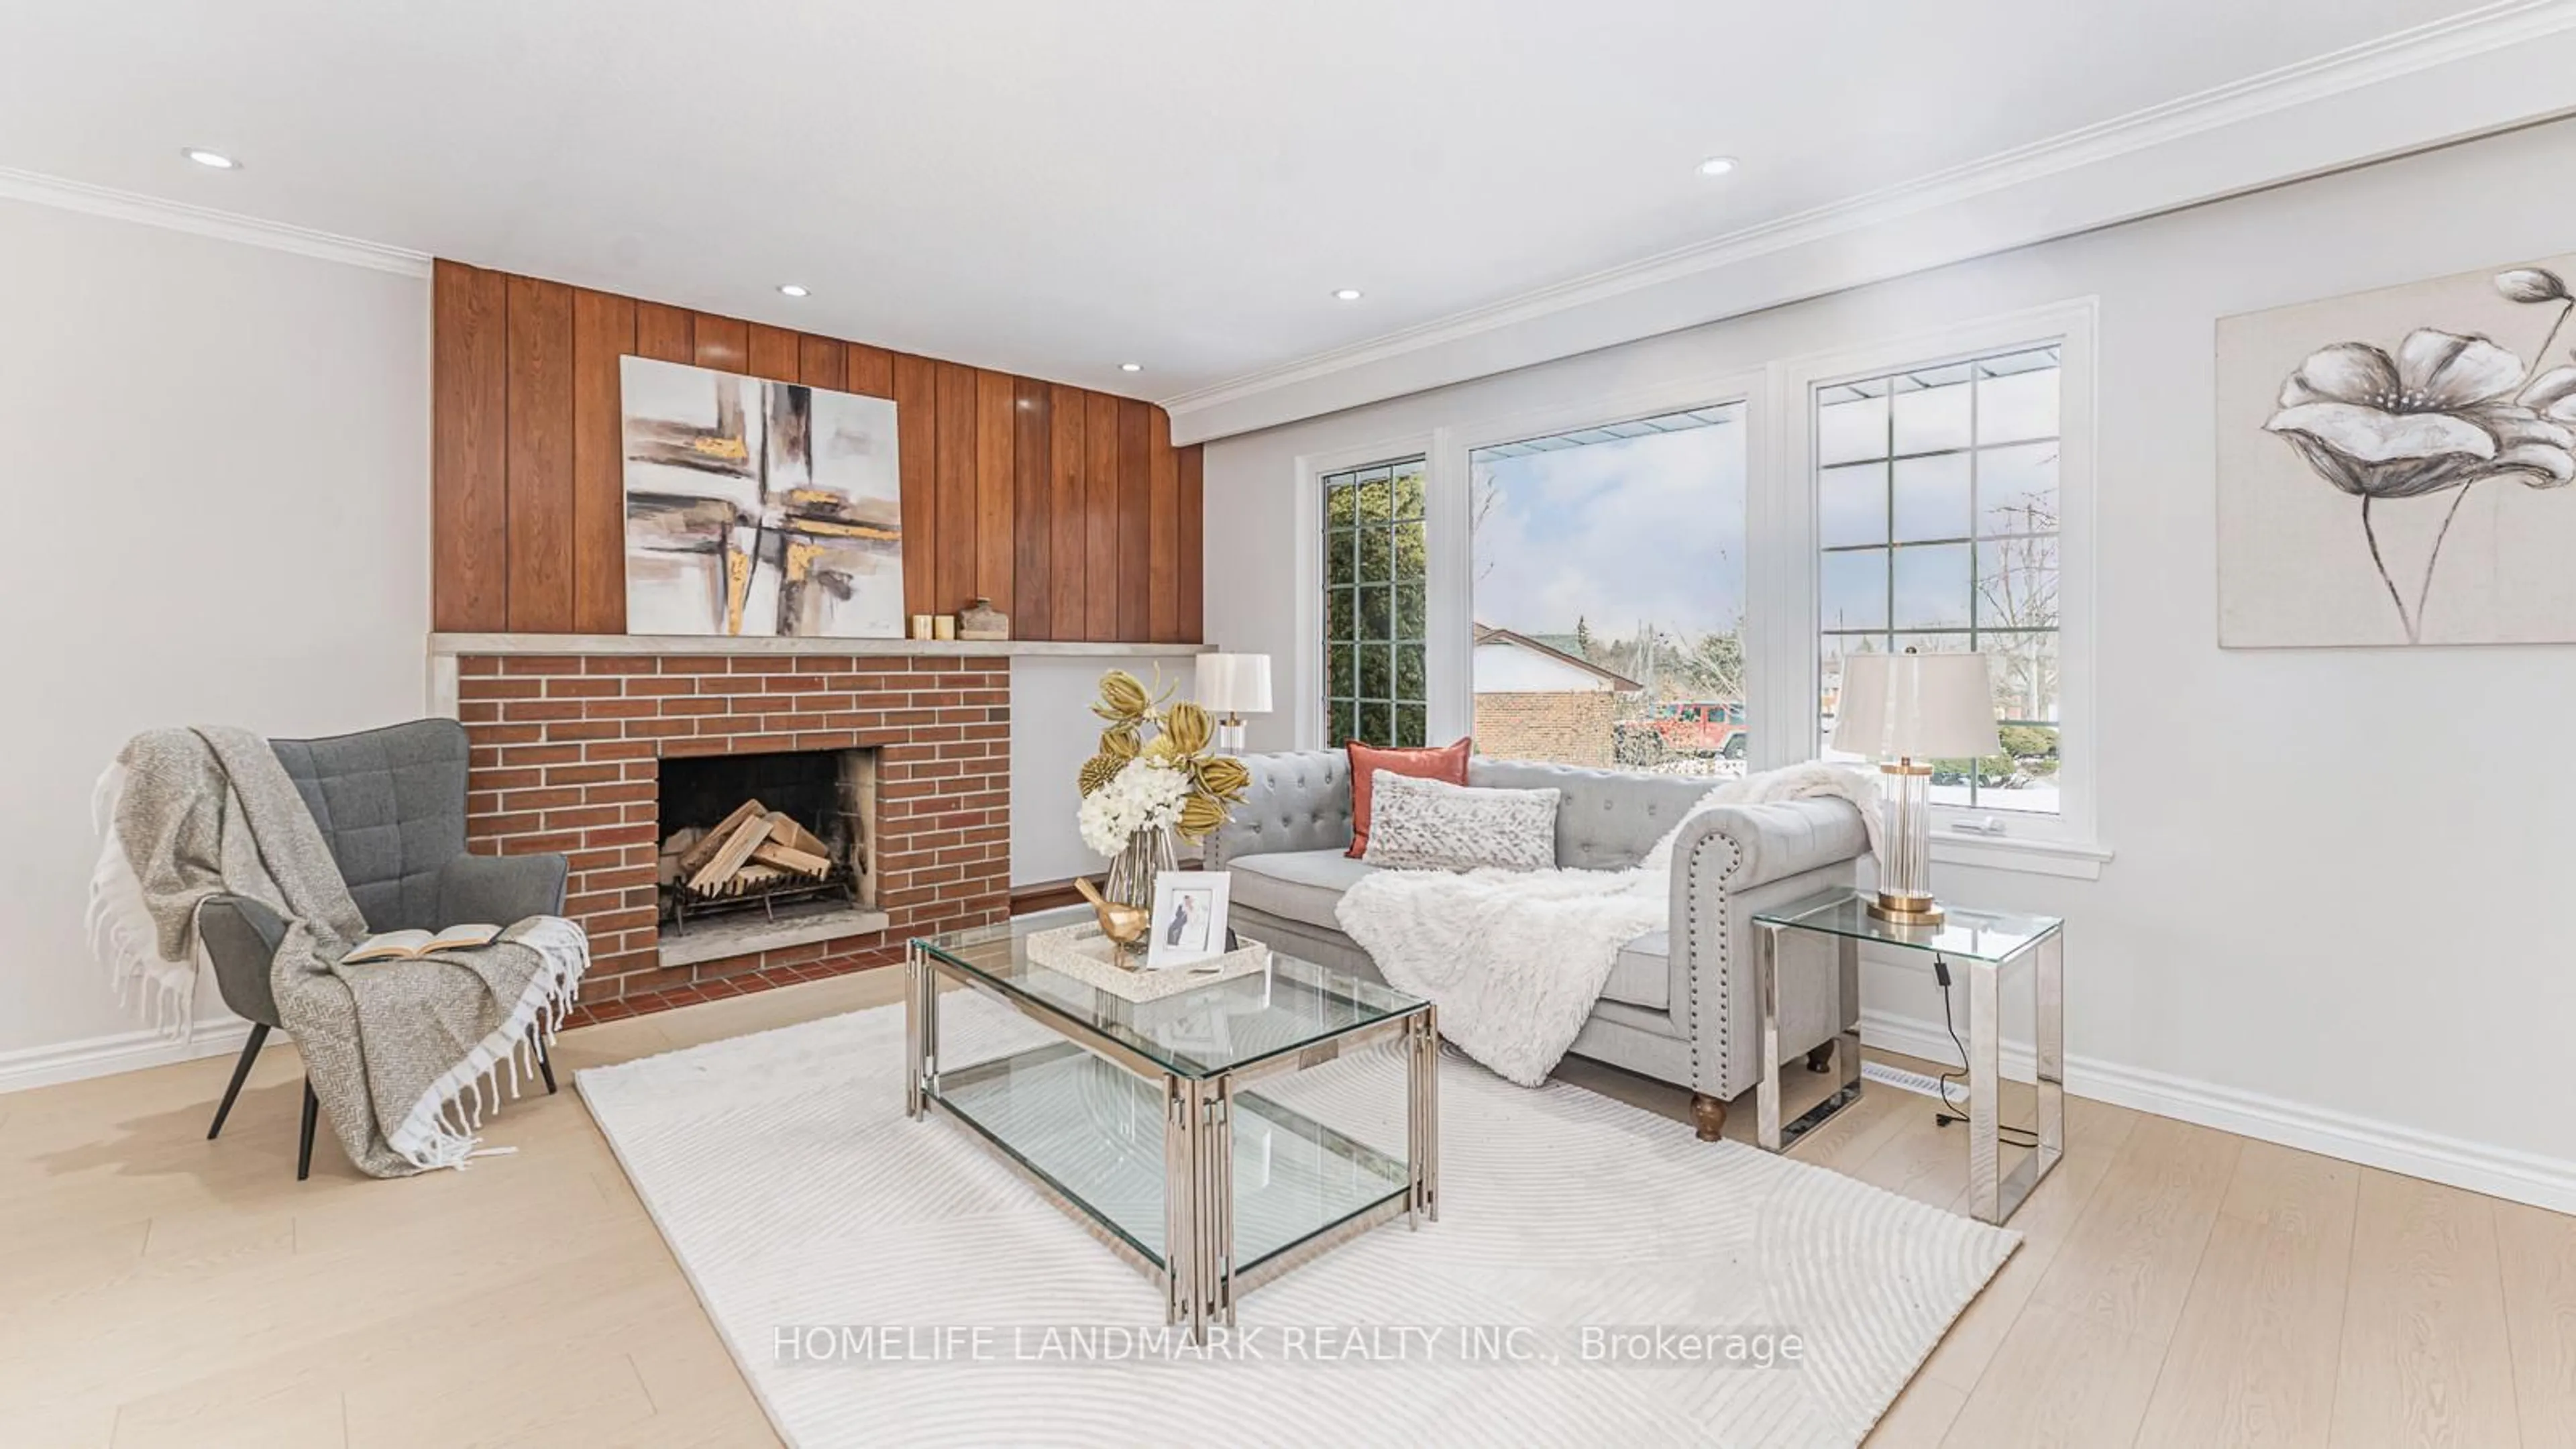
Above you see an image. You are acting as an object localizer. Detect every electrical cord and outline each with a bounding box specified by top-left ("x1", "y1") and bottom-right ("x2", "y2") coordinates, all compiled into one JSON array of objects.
[{"x1": 1929, "y1": 957, "x2": 2039, "y2": 1147}]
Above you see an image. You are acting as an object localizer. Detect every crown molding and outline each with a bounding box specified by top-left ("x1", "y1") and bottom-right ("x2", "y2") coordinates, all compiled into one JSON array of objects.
[
  {"x1": 1163, "y1": 0, "x2": 2576, "y2": 442},
  {"x1": 0, "y1": 166, "x2": 430, "y2": 276}
]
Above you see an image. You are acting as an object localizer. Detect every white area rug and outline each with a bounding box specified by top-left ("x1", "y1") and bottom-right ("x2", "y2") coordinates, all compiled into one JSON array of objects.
[{"x1": 579, "y1": 1000, "x2": 2017, "y2": 1448}]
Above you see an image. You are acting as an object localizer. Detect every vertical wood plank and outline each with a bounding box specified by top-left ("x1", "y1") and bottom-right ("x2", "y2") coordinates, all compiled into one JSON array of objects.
[
  {"x1": 1179, "y1": 443, "x2": 1205, "y2": 644},
  {"x1": 934, "y1": 362, "x2": 979, "y2": 614},
  {"x1": 692, "y1": 314, "x2": 748, "y2": 373},
  {"x1": 891, "y1": 354, "x2": 938, "y2": 621},
  {"x1": 973, "y1": 370, "x2": 1017, "y2": 615},
  {"x1": 1117, "y1": 398, "x2": 1152, "y2": 641},
  {"x1": 504, "y1": 274, "x2": 576, "y2": 632},
  {"x1": 747, "y1": 322, "x2": 799, "y2": 382},
  {"x1": 634, "y1": 303, "x2": 693, "y2": 363},
  {"x1": 1147, "y1": 408, "x2": 1179, "y2": 641},
  {"x1": 570, "y1": 288, "x2": 635, "y2": 635},
  {"x1": 1049, "y1": 383, "x2": 1087, "y2": 641},
  {"x1": 796, "y1": 335, "x2": 845, "y2": 391},
  {"x1": 431, "y1": 260, "x2": 510, "y2": 631},
  {"x1": 846, "y1": 343, "x2": 895, "y2": 398},
  {"x1": 1083, "y1": 392, "x2": 1120, "y2": 641},
  {"x1": 1012, "y1": 378, "x2": 1053, "y2": 641}
]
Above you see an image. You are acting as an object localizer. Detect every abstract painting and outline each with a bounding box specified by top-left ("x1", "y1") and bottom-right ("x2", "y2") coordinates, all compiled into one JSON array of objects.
[
  {"x1": 2218, "y1": 254, "x2": 2576, "y2": 647},
  {"x1": 621, "y1": 356, "x2": 904, "y2": 637}
]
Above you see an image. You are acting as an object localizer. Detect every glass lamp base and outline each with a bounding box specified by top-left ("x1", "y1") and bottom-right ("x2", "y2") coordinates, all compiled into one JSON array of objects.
[{"x1": 1872, "y1": 760, "x2": 1943, "y2": 927}]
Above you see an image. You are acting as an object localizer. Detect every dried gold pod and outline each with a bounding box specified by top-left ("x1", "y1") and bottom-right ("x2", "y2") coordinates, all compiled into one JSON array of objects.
[
  {"x1": 1194, "y1": 755, "x2": 1250, "y2": 801},
  {"x1": 1161, "y1": 702, "x2": 1212, "y2": 757},
  {"x1": 1141, "y1": 734, "x2": 1181, "y2": 764},
  {"x1": 1077, "y1": 753, "x2": 1121, "y2": 796},
  {"x1": 1177, "y1": 792, "x2": 1230, "y2": 839},
  {"x1": 1098, "y1": 727, "x2": 1140, "y2": 763},
  {"x1": 1091, "y1": 669, "x2": 1150, "y2": 722}
]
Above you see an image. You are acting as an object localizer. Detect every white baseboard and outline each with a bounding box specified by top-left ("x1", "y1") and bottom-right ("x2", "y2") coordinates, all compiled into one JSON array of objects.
[
  {"x1": 1861, "y1": 1008, "x2": 2576, "y2": 1217},
  {"x1": 0, "y1": 1018, "x2": 260, "y2": 1096}
]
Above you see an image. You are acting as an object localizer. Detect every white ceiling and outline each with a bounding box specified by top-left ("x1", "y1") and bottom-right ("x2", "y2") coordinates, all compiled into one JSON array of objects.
[{"x1": 0, "y1": 1, "x2": 2557, "y2": 433}]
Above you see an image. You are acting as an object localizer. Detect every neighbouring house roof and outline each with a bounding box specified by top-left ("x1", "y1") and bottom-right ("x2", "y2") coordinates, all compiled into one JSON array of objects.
[{"x1": 1471, "y1": 624, "x2": 1644, "y2": 692}]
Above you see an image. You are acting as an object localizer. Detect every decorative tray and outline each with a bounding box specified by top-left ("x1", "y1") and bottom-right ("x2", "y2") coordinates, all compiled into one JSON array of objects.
[{"x1": 1024, "y1": 922, "x2": 1271, "y2": 1002}]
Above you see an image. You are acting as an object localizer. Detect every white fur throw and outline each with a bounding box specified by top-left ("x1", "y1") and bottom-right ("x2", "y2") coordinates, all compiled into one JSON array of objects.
[
  {"x1": 1336, "y1": 763, "x2": 1880, "y2": 1087},
  {"x1": 1361, "y1": 771, "x2": 1560, "y2": 872}
]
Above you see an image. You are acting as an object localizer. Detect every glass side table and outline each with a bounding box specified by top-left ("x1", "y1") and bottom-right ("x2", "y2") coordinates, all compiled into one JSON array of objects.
[{"x1": 1751, "y1": 888, "x2": 2064, "y2": 1225}]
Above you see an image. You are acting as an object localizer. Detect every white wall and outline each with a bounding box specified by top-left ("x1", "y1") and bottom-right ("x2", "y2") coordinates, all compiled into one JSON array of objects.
[
  {"x1": 1009, "y1": 653, "x2": 1201, "y2": 885},
  {"x1": 1204, "y1": 119, "x2": 2576, "y2": 1208},
  {"x1": 0, "y1": 199, "x2": 430, "y2": 1081}
]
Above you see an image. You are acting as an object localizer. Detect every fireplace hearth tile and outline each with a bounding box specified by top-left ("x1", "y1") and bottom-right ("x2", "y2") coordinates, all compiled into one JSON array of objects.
[{"x1": 657, "y1": 906, "x2": 894, "y2": 969}]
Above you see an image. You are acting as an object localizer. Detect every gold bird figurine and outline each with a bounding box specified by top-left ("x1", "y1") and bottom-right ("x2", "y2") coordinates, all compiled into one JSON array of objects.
[{"x1": 1073, "y1": 876, "x2": 1151, "y2": 959}]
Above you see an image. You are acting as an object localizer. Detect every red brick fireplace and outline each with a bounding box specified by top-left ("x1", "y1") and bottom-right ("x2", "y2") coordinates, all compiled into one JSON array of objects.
[{"x1": 452, "y1": 649, "x2": 1010, "y2": 1027}]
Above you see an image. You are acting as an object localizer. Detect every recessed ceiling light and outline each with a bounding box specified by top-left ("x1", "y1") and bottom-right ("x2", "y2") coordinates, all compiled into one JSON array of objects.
[
  {"x1": 1696, "y1": 156, "x2": 1738, "y2": 178},
  {"x1": 181, "y1": 148, "x2": 240, "y2": 170},
  {"x1": 1119, "y1": 362, "x2": 1143, "y2": 373},
  {"x1": 1332, "y1": 288, "x2": 1365, "y2": 302},
  {"x1": 776, "y1": 283, "x2": 810, "y2": 298}
]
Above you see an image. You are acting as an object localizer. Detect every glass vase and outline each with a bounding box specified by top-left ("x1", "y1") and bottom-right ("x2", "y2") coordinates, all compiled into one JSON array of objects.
[{"x1": 1104, "y1": 824, "x2": 1177, "y2": 910}]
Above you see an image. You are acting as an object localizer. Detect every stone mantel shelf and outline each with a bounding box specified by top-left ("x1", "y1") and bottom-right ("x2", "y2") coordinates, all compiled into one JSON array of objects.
[{"x1": 431, "y1": 633, "x2": 1213, "y2": 659}]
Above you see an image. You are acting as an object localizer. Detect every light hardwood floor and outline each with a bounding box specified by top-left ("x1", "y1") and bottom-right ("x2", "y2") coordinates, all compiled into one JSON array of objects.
[{"x1": 3, "y1": 967, "x2": 2569, "y2": 1448}]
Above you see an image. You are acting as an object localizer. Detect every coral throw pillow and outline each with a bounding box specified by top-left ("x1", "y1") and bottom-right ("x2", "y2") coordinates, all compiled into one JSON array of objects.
[{"x1": 1346, "y1": 738, "x2": 1472, "y2": 859}]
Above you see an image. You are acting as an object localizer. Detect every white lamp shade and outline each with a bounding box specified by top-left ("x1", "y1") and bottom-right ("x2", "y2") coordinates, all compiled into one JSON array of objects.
[
  {"x1": 1195, "y1": 653, "x2": 1273, "y2": 714},
  {"x1": 1830, "y1": 651, "x2": 2002, "y2": 760}
]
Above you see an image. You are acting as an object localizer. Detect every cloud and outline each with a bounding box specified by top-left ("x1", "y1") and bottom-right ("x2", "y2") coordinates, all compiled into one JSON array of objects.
[{"x1": 1472, "y1": 424, "x2": 1747, "y2": 639}]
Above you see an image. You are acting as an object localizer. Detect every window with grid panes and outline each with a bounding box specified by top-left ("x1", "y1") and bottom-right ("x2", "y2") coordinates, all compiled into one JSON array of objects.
[
  {"x1": 1321, "y1": 458, "x2": 1430, "y2": 748},
  {"x1": 1815, "y1": 345, "x2": 2061, "y2": 812}
]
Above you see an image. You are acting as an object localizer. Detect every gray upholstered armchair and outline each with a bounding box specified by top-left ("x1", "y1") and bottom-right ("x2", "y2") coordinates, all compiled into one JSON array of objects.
[{"x1": 199, "y1": 718, "x2": 570, "y2": 1178}]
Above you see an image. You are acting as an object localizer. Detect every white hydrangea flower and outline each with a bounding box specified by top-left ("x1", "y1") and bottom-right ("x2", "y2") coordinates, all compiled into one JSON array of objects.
[{"x1": 1077, "y1": 759, "x2": 1190, "y2": 857}]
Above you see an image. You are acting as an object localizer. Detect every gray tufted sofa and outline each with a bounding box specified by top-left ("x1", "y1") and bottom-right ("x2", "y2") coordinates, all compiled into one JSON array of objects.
[{"x1": 1206, "y1": 752, "x2": 1870, "y2": 1137}]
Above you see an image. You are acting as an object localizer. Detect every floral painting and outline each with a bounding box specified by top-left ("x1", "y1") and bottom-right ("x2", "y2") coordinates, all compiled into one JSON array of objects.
[{"x1": 2218, "y1": 256, "x2": 2576, "y2": 647}]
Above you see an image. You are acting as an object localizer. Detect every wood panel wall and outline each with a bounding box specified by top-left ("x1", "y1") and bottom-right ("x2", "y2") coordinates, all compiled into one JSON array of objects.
[{"x1": 430, "y1": 260, "x2": 1204, "y2": 642}]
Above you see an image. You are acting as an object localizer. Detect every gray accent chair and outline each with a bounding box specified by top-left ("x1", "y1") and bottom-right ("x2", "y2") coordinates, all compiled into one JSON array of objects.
[
  {"x1": 1207, "y1": 752, "x2": 1870, "y2": 1138},
  {"x1": 198, "y1": 718, "x2": 570, "y2": 1179}
]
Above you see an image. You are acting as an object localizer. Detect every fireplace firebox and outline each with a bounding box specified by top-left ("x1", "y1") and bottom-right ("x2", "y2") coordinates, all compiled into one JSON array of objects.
[{"x1": 655, "y1": 747, "x2": 880, "y2": 933}]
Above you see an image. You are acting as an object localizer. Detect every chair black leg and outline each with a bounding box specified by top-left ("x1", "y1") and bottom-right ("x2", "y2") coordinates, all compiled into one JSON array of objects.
[
  {"x1": 297, "y1": 1078, "x2": 319, "y2": 1181},
  {"x1": 207, "y1": 1022, "x2": 270, "y2": 1140},
  {"x1": 534, "y1": 1030, "x2": 558, "y2": 1095}
]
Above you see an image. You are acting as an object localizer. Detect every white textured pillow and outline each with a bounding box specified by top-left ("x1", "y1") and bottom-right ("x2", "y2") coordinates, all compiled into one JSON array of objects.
[{"x1": 1361, "y1": 770, "x2": 1560, "y2": 872}]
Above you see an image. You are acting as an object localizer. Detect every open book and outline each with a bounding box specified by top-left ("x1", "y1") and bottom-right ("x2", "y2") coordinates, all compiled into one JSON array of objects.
[{"x1": 341, "y1": 924, "x2": 502, "y2": 965}]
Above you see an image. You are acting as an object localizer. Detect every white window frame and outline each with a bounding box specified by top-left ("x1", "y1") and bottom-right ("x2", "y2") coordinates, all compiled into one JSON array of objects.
[
  {"x1": 1292, "y1": 434, "x2": 1436, "y2": 751},
  {"x1": 1773, "y1": 298, "x2": 2104, "y2": 865},
  {"x1": 1430, "y1": 368, "x2": 1776, "y2": 763}
]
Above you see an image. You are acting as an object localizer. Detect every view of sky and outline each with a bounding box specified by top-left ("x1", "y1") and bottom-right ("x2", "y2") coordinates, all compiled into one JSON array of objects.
[{"x1": 1471, "y1": 415, "x2": 1747, "y2": 641}]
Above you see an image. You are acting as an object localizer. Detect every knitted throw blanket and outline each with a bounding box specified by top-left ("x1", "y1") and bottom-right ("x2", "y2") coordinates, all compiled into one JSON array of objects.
[
  {"x1": 1336, "y1": 763, "x2": 1880, "y2": 1087},
  {"x1": 87, "y1": 727, "x2": 587, "y2": 1177}
]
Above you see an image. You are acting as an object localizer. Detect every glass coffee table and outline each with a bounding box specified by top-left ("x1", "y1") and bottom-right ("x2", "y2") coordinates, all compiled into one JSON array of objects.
[{"x1": 905, "y1": 921, "x2": 1438, "y2": 1341}]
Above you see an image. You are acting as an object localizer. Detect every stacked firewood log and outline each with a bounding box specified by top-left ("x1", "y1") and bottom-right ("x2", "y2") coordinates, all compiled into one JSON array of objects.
[{"x1": 657, "y1": 800, "x2": 834, "y2": 897}]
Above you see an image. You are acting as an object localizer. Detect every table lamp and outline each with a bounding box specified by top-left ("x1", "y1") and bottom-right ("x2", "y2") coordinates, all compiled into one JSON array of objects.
[
  {"x1": 1194, "y1": 653, "x2": 1273, "y2": 753},
  {"x1": 1829, "y1": 648, "x2": 2000, "y2": 926}
]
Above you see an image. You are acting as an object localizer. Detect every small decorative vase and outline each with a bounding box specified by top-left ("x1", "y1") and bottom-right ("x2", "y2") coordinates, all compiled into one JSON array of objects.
[
  {"x1": 957, "y1": 596, "x2": 1010, "y2": 641},
  {"x1": 1104, "y1": 824, "x2": 1177, "y2": 911}
]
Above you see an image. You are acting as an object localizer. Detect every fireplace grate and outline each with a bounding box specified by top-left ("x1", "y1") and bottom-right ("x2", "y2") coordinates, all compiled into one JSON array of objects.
[{"x1": 662, "y1": 865, "x2": 861, "y2": 933}]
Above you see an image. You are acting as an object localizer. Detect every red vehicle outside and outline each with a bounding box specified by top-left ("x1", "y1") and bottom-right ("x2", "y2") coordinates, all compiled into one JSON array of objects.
[{"x1": 1613, "y1": 700, "x2": 1748, "y2": 765}]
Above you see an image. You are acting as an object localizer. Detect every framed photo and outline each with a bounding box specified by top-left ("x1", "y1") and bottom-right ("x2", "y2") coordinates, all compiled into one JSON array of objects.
[{"x1": 1146, "y1": 871, "x2": 1230, "y2": 971}]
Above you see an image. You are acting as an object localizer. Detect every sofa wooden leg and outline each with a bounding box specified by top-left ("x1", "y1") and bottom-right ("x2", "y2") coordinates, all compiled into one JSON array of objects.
[
  {"x1": 1690, "y1": 1093, "x2": 1727, "y2": 1142},
  {"x1": 1807, "y1": 1044, "x2": 1837, "y2": 1074}
]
